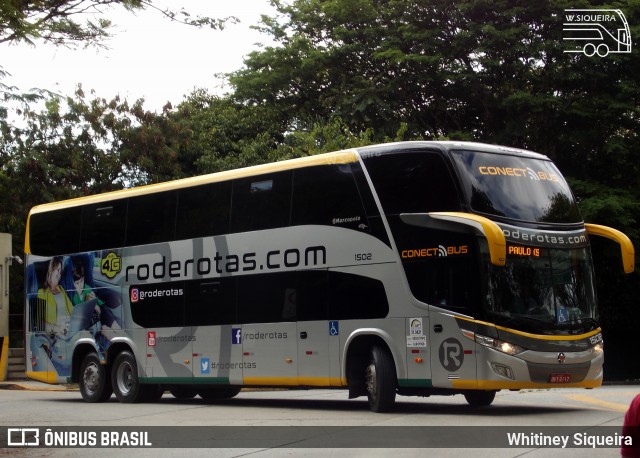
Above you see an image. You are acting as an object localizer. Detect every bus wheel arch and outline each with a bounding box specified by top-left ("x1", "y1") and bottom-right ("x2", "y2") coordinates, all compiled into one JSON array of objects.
[{"x1": 345, "y1": 334, "x2": 398, "y2": 412}]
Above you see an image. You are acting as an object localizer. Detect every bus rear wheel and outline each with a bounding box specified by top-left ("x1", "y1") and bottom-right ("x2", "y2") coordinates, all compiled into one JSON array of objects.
[
  {"x1": 365, "y1": 345, "x2": 396, "y2": 412},
  {"x1": 170, "y1": 386, "x2": 198, "y2": 399},
  {"x1": 464, "y1": 390, "x2": 496, "y2": 407},
  {"x1": 79, "y1": 352, "x2": 112, "y2": 403},
  {"x1": 198, "y1": 386, "x2": 241, "y2": 402},
  {"x1": 111, "y1": 350, "x2": 141, "y2": 403}
]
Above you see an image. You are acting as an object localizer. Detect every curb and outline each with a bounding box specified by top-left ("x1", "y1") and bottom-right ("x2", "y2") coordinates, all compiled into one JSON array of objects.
[{"x1": 0, "y1": 382, "x2": 78, "y2": 392}]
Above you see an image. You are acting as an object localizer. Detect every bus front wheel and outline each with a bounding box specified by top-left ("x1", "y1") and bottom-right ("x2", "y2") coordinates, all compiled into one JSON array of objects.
[
  {"x1": 365, "y1": 345, "x2": 397, "y2": 412},
  {"x1": 464, "y1": 390, "x2": 496, "y2": 407},
  {"x1": 111, "y1": 350, "x2": 141, "y2": 403},
  {"x1": 79, "y1": 352, "x2": 112, "y2": 403}
]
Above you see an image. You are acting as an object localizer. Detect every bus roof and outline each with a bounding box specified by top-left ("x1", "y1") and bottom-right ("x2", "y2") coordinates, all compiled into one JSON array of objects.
[
  {"x1": 355, "y1": 141, "x2": 550, "y2": 161},
  {"x1": 27, "y1": 141, "x2": 549, "y2": 216},
  {"x1": 28, "y1": 149, "x2": 360, "y2": 215}
]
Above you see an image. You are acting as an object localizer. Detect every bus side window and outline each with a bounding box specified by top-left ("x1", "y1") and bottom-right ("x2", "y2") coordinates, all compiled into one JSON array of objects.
[
  {"x1": 127, "y1": 191, "x2": 177, "y2": 246},
  {"x1": 176, "y1": 181, "x2": 231, "y2": 240},
  {"x1": 292, "y1": 164, "x2": 368, "y2": 231},
  {"x1": 130, "y1": 281, "x2": 186, "y2": 328},
  {"x1": 231, "y1": 171, "x2": 292, "y2": 233},
  {"x1": 296, "y1": 270, "x2": 329, "y2": 321},
  {"x1": 80, "y1": 199, "x2": 127, "y2": 252},
  {"x1": 237, "y1": 273, "x2": 297, "y2": 323},
  {"x1": 184, "y1": 278, "x2": 236, "y2": 326},
  {"x1": 30, "y1": 206, "x2": 81, "y2": 256},
  {"x1": 328, "y1": 272, "x2": 389, "y2": 320},
  {"x1": 364, "y1": 151, "x2": 461, "y2": 215}
]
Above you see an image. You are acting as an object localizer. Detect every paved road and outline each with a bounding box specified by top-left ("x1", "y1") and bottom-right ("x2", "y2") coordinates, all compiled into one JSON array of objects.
[{"x1": 0, "y1": 382, "x2": 637, "y2": 457}]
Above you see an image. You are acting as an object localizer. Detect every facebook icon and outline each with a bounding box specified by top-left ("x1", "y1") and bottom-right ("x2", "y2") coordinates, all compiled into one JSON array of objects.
[{"x1": 232, "y1": 328, "x2": 242, "y2": 345}]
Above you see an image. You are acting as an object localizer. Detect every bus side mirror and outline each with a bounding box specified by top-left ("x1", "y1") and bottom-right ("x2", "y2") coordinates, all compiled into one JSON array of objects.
[
  {"x1": 585, "y1": 224, "x2": 635, "y2": 274},
  {"x1": 400, "y1": 212, "x2": 506, "y2": 267}
]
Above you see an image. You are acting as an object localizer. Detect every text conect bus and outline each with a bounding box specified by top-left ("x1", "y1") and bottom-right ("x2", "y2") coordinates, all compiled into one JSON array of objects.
[{"x1": 24, "y1": 141, "x2": 635, "y2": 411}]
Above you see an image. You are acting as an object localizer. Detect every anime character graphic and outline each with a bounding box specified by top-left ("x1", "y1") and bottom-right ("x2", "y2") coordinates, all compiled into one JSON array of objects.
[
  {"x1": 27, "y1": 252, "x2": 122, "y2": 378},
  {"x1": 71, "y1": 259, "x2": 120, "y2": 332},
  {"x1": 38, "y1": 256, "x2": 73, "y2": 338}
]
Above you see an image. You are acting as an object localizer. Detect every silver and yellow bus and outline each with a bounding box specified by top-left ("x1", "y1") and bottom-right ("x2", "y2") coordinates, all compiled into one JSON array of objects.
[{"x1": 24, "y1": 141, "x2": 634, "y2": 412}]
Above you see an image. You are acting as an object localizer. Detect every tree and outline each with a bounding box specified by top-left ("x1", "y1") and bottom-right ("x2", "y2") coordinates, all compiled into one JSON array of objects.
[
  {"x1": 230, "y1": 0, "x2": 640, "y2": 172},
  {"x1": 0, "y1": 0, "x2": 233, "y2": 48},
  {"x1": 228, "y1": 0, "x2": 640, "y2": 378}
]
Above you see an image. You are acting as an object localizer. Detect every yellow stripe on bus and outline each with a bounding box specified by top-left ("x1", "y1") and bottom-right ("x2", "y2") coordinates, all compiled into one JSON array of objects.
[
  {"x1": 454, "y1": 315, "x2": 602, "y2": 342},
  {"x1": 26, "y1": 371, "x2": 60, "y2": 384},
  {"x1": 27, "y1": 151, "x2": 359, "y2": 216},
  {"x1": 242, "y1": 376, "x2": 345, "y2": 387}
]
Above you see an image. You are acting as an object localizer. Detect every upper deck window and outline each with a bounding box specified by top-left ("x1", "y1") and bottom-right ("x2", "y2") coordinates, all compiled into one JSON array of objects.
[
  {"x1": 451, "y1": 150, "x2": 582, "y2": 224},
  {"x1": 363, "y1": 151, "x2": 461, "y2": 215}
]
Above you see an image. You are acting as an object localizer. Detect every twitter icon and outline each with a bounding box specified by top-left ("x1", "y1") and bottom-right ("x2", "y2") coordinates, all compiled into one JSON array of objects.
[{"x1": 201, "y1": 357, "x2": 210, "y2": 374}]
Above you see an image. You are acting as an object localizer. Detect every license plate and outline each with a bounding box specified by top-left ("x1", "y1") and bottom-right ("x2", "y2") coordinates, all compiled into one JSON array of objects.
[{"x1": 550, "y1": 373, "x2": 571, "y2": 383}]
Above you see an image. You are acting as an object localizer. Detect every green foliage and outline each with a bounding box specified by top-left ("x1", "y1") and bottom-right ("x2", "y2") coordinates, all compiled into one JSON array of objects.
[
  {"x1": 1, "y1": 0, "x2": 639, "y2": 377},
  {"x1": 0, "y1": 0, "x2": 234, "y2": 48},
  {"x1": 570, "y1": 179, "x2": 640, "y2": 241},
  {"x1": 232, "y1": 0, "x2": 640, "y2": 177}
]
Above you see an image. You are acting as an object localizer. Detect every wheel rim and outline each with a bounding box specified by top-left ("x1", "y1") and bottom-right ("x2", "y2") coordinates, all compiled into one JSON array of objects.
[
  {"x1": 116, "y1": 361, "x2": 133, "y2": 396},
  {"x1": 83, "y1": 362, "x2": 100, "y2": 394},
  {"x1": 366, "y1": 362, "x2": 376, "y2": 400}
]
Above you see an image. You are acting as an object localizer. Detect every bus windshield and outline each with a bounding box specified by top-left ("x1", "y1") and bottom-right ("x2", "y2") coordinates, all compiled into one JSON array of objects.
[
  {"x1": 451, "y1": 150, "x2": 582, "y2": 224},
  {"x1": 484, "y1": 246, "x2": 598, "y2": 334}
]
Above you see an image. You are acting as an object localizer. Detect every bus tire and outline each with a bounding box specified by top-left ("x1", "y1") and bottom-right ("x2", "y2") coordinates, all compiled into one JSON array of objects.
[
  {"x1": 464, "y1": 390, "x2": 496, "y2": 407},
  {"x1": 365, "y1": 345, "x2": 396, "y2": 412},
  {"x1": 198, "y1": 386, "x2": 241, "y2": 402},
  {"x1": 140, "y1": 384, "x2": 165, "y2": 402},
  {"x1": 170, "y1": 386, "x2": 198, "y2": 399},
  {"x1": 79, "y1": 352, "x2": 112, "y2": 403},
  {"x1": 111, "y1": 350, "x2": 141, "y2": 403}
]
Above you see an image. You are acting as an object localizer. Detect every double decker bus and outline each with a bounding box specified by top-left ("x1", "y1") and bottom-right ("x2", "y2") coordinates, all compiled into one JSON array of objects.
[{"x1": 24, "y1": 141, "x2": 634, "y2": 412}]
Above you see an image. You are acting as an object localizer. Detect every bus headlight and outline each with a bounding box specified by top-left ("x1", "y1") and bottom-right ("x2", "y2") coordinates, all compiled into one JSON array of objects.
[
  {"x1": 475, "y1": 334, "x2": 525, "y2": 356},
  {"x1": 592, "y1": 342, "x2": 604, "y2": 355}
]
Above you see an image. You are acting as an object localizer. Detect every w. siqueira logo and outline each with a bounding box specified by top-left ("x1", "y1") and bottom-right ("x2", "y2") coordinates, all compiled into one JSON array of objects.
[{"x1": 563, "y1": 9, "x2": 632, "y2": 57}]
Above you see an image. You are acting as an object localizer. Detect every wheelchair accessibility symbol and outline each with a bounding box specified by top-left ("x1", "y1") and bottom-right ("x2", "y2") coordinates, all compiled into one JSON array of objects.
[{"x1": 329, "y1": 321, "x2": 339, "y2": 336}]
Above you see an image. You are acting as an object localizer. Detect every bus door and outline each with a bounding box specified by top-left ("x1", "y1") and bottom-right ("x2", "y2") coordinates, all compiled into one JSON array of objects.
[
  {"x1": 296, "y1": 270, "x2": 331, "y2": 386},
  {"x1": 241, "y1": 322, "x2": 298, "y2": 386},
  {"x1": 297, "y1": 320, "x2": 332, "y2": 386},
  {"x1": 189, "y1": 280, "x2": 243, "y2": 386},
  {"x1": 237, "y1": 274, "x2": 298, "y2": 386}
]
